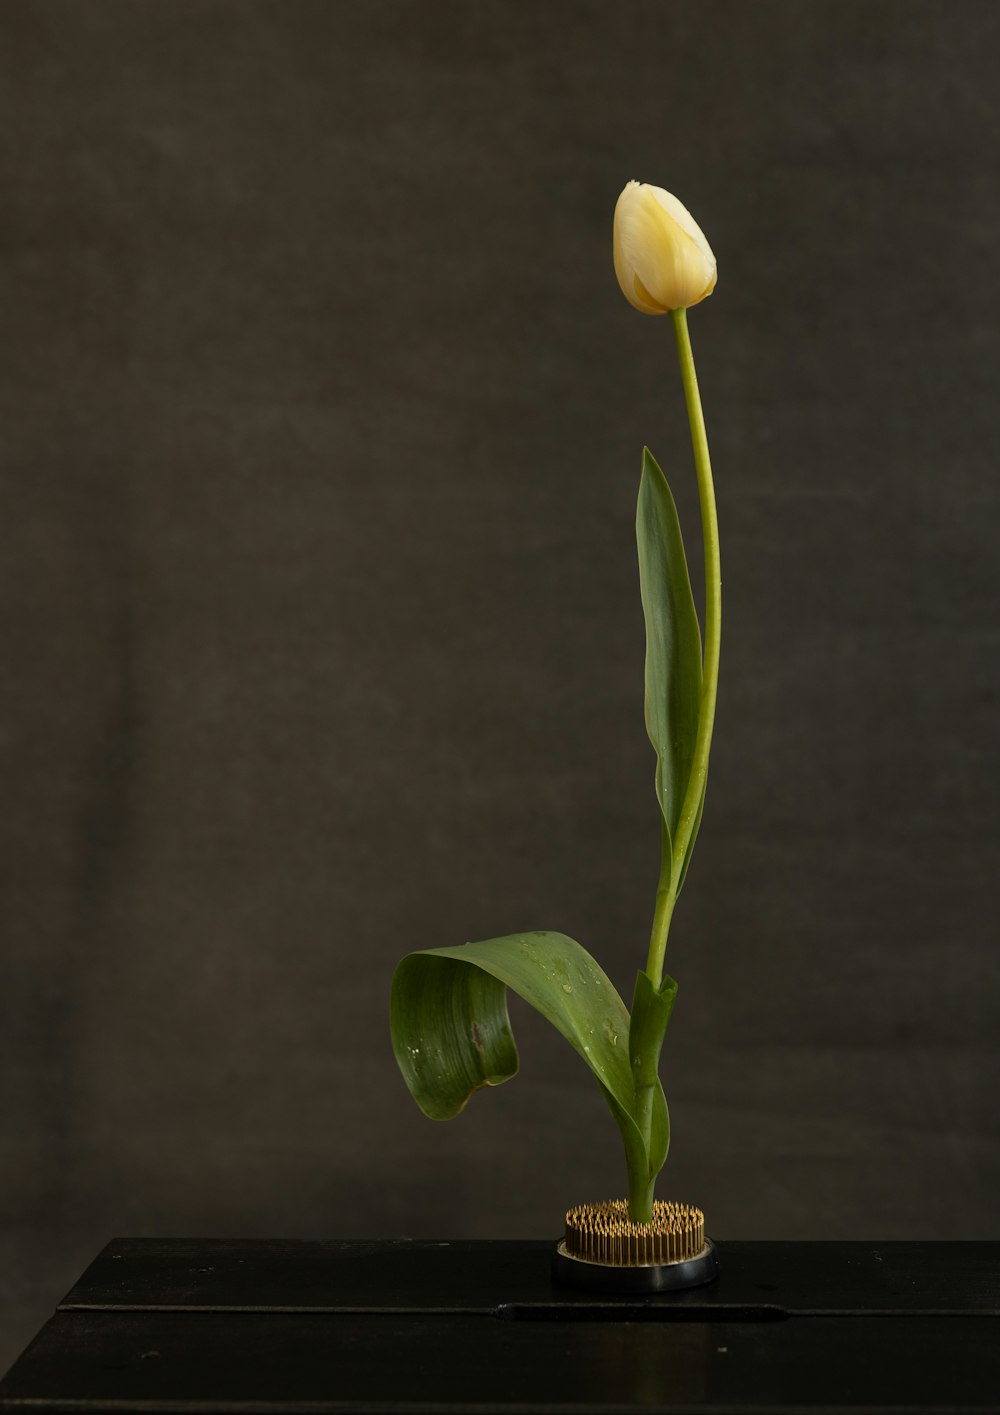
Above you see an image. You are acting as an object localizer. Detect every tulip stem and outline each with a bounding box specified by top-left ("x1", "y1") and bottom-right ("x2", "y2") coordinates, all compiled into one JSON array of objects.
[{"x1": 645, "y1": 308, "x2": 721, "y2": 989}]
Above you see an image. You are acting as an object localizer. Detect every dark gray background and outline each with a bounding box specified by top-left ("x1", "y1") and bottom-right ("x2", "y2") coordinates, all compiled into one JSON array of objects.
[{"x1": 2, "y1": 0, "x2": 998, "y2": 1374}]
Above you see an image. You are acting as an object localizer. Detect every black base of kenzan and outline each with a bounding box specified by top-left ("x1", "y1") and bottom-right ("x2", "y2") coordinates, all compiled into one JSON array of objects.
[{"x1": 553, "y1": 1236, "x2": 721, "y2": 1293}]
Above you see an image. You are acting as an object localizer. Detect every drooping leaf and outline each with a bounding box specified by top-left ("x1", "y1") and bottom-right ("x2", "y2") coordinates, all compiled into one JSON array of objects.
[
  {"x1": 391, "y1": 934, "x2": 677, "y2": 1207},
  {"x1": 391, "y1": 931, "x2": 635, "y2": 1122},
  {"x1": 389, "y1": 952, "x2": 519, "y2": 1121},
  {"x1": 637, "y1": 448, "x2": 703, "y2": 872}
]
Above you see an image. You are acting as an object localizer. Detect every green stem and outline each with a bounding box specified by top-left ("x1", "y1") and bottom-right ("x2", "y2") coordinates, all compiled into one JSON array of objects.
[
  {"x1": 645, "y1": 870, "x2": 676, "y2": 989},
  {"x1": 645, "y1": 307, "x2": 722, "y2": 989},
  {"x1": 627, "y1": 1149, "x2": 655, "y2": 1226},
  {"x1": 629, "y1": 1072, "x2": 657, "y2": 1223}
]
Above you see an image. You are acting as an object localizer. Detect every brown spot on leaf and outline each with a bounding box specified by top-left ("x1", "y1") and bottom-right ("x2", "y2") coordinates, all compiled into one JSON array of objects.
[{"x1": 471, "y1": 1021, "x2": 484, "y2": 1049}]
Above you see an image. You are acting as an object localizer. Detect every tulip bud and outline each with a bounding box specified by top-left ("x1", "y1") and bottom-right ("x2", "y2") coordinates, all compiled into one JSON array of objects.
[{"x1": 613, "y1": 181, "x2": 717, "y2": 314}]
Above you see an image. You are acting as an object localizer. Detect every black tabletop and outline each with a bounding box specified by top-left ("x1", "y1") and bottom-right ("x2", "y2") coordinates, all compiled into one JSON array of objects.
[{"x1": 2, "y1": 1238, "x2": 998, "y2": 1412}]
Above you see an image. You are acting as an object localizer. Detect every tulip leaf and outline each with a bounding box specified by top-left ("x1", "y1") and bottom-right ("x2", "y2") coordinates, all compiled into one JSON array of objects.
[
  {"x1": 676, "y1": 773, "x2": 707, "y2": 896},
  {"x1": 391, "y1": 931, "x2": 637, "y2": 1122},
  {"x1": 627, "y1": 970, "x2": 678, "y2": 1178},
  {"x1": 648, "y1": 1070, "x2": 670, "y2": 1177},
  {"x1": 629, "y1": 969, "x2": 678, "y2": 1091},
  {"x1": 392, "y1": 935, "x2": 679, "y2": 1205},
  {"x1": 637, "y1": 447, "x2": 703, "y2": 881},
  {"x1": 602, "y1": 1073, "x2": 669, "y2": 1193},
  {"x1": 389, "y1": 951, "x2": 519, "y2": 1121}
]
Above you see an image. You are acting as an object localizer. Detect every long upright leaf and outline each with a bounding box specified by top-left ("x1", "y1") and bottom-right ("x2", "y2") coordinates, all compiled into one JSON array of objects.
[
  {"x1": 637, "y1": 447, "x2": 703, "y2": 875},
  {"x1": 676, "y1": 773, "x2": 707, "y2": 896}
]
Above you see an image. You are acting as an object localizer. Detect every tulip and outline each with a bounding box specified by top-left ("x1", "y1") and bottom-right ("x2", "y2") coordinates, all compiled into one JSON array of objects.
[
  {"x1": 613, "y1": 181, "x2": 716, "y2": 314},
  {"x1": 390, "y1": 180, "x2": 724, "y2": 1233}
]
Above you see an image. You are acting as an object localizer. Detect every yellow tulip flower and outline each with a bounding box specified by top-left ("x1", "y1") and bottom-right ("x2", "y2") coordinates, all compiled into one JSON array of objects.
[{"x1": 613, "y1": 181, "x2": 717, "y2": 314}]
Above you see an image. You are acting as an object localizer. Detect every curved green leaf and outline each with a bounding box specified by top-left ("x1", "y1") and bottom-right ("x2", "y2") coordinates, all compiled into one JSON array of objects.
[
  {"x1": 392, "y1": 935, "x2": 678, "y2": 1217},
  {"x1": 389, "y1": 953, "x2": 519, "y2": 1120},
  {"x1": 637, "y1": 448, "x2": 703, "y2": 871},
  {"x1": 391, "y1": 931, "x2": 634, "y2": 1121}
]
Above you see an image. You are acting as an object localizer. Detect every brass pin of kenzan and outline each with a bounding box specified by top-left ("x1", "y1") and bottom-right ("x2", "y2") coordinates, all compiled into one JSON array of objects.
[{"x1": 564, "y1": 1199, "x2": 705, "y2": 1266}]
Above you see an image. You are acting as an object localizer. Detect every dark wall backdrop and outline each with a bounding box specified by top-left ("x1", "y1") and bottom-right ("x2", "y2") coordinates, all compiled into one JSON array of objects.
[{"x1": 2, "y1": 0, "x2": 998, "y2": 1371}]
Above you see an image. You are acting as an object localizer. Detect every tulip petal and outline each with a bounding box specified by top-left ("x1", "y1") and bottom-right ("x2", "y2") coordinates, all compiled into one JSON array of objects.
[
  {"x1": 613, "y1": 189, "x2": 666, "y2": 314},
  {"x1": 636, "y1": 194, "x2": 713, "y2": 312},
  {"x1": 632, "y1": 269, "x2": 668, "y2": 314},
  {"x1": 647, "y1": 186, "x2": 715, "y2": 270}
]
